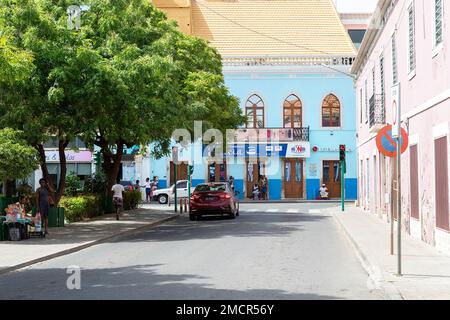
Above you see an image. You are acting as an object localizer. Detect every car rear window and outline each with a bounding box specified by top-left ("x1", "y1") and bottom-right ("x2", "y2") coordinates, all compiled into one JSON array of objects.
[{"x1": 195, "y1": 184, "x2": 227, "y2": 192}]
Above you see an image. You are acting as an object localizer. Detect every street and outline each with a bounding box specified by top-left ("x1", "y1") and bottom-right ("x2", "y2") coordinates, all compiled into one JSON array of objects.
[{"x1": 0, "y1": 203, "x2": 384, "y2": 300}]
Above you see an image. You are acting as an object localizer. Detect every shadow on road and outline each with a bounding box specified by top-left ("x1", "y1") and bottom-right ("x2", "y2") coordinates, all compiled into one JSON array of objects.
[
  {"x1": 119, "y1": 212, "x2": 330, "y2": 243},
  {"x1": 0, "y1": 264, "x2": 343, "y2": 300}
]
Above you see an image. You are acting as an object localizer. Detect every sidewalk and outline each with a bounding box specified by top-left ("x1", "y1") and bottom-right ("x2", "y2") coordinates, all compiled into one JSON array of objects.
[
  {"x1": 0, "y1": 206, "x2": 179, "y2": 275},
  {"x1": 328, "y1": 205, "x2": 450, "y2": 300}
]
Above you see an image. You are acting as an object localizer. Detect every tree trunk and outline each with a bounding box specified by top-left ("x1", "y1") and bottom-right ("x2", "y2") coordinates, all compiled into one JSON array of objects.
[
  {"x1": 55, "y1": 139, "x2": 69, "y2": 205},
  {"x1": 36, "y1": 140, "x2": 69, "y2": 207}
]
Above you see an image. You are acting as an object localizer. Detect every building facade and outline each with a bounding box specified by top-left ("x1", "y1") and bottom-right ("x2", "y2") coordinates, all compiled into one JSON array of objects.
[
  {"x1": 145, "y1": 0, "x2": 358, "y2": 200},
  {"x1": 353, "y1": 0, "x2": 450, "y2": 254}
]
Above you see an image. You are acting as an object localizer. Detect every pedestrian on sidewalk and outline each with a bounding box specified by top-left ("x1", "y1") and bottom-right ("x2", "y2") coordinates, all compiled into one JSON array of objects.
[
  {"x1": 319, "y1": 184, "x2": 329, "y2": 200},
  {"x1": 111, "y1": 178, "x2": 125, "y2": 220},
  {"x1": 252, "y1": 184, "x2": 260, "y2": 200},
  {"x1": 150, "y1": 176, "x2": 159, "y2": 202},
  {"x1": 144, "y1": 177, "x2": 152, "y2": 202},
  {"x1": 36, "y1": 178, "x2": 51, "y2": 235}
]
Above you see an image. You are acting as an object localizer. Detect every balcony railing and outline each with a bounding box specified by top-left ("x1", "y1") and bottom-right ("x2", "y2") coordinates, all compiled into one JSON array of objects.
[
  {"x1": 233, "y1": 127, "x2": 310, "y2": 143},
  {"x1": 369, "y1": 94, "x2": 385, "y2": 132},
  {"x1": 293, "y1": 127, "x2": 310, "y2": 141}
]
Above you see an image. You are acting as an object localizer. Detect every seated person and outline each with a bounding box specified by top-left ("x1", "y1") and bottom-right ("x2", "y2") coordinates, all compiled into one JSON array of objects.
[
  {"x1": 252, "y1": 184, "x2": 260, "y2": 200},
  {"x1": 319, "y1": 184, "x2": 329, "y2": 199}
]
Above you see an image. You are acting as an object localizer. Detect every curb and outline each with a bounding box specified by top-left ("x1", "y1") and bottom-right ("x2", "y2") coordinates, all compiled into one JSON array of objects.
[
  {"x1": 239, "y1": 200, "x2": 356, "y2": 204},
  {"x1": 0, "y1": 213, "x2": 181, "y2": 276},
  {"x1": 329, "y1": 208, "x2": 404, "y2": 300}
]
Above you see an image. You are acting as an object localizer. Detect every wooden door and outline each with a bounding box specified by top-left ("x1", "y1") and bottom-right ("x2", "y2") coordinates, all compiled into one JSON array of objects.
[
  {"x1": 283, "y1": 159, "x2": 303, "y2": 198},
  {"x1": 208, "y1": 161, "x2": 227, "y2": 182},
  {"x1": 246, "y1": 160, "x2": 264, "y2": 198},
  {"x1": 170, "y1": 161, "x2": 188, "y2": 185},
  {"x1": 323, "y1": 160, "x2": 341, "y2": 198}
]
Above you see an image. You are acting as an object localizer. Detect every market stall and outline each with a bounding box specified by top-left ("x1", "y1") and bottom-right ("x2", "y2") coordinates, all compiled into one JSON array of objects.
[{"x1": 2, "y1": 202, "x2": 44, "y2": 241}]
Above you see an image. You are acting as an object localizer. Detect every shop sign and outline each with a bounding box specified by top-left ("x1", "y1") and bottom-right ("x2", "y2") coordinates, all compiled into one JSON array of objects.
[
  {"x1": 233, "y1": 128, "x2": 295, "y2": 143},
  {"x1": 286, "y1": 142, "x2": 310, "y2": 158},
  {"x1": 45, "y1": 150, "x2": 92, "y2": 163},
  {"x1": 316, "y1": 147, "x2": 353, "y2": 152},
  {"x1": 205, "y1": 143, "x2": 311, "y2": 158}
]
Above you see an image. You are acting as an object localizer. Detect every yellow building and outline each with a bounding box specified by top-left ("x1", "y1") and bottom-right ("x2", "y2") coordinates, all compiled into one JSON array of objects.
[{"x1": 151, "y1": 0, "x2": 356, "y2": 57}]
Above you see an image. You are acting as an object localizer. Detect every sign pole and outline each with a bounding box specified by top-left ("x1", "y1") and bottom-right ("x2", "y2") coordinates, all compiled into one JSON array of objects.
[
  {"x1": 174, "y1": 164, "x2": 178, "y2": 213},
  {"x1": 396, "y1": 92, "x2": 402, "y2": 277},
  {"x1": 341, "y1": 160, "x2": 345, "y2": 211}
]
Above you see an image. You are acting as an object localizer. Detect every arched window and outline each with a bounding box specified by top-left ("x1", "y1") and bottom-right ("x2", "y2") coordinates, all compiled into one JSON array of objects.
[
  {"x1": 283, "y1": 94, "x2": 302, "y2": 128},
  {"x1": 322, "y1": 94, "x2": 341, "y2": 127},
  {"x1": 245, "y1": 94, "x2": 264, "y2": 128}
]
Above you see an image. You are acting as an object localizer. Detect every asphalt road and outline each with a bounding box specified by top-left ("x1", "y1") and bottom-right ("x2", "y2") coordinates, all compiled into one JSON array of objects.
[{"x1": 0, "y1": 203, "x2": 384, "y2": 300}]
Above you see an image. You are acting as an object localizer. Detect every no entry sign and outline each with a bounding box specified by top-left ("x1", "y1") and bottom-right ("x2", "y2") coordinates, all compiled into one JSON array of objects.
[{"x1": 376, "y1": 125, "x2": 409, "y2": 158}]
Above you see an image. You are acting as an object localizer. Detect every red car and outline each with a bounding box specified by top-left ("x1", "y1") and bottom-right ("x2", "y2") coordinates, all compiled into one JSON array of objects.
[{"x1": 189, "y1": 182, "x2": 239, "y2": 221}]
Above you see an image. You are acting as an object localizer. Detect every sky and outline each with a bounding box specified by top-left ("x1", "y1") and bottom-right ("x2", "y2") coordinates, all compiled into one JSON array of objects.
[{"x1": 332, "y1": 0, "x2": 379, "y2": 13}]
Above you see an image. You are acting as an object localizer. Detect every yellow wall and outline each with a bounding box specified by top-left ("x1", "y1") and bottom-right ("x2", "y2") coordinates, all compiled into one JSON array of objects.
[{"x1": 152, "y1": 0, "x2": 192, "y2": 34}]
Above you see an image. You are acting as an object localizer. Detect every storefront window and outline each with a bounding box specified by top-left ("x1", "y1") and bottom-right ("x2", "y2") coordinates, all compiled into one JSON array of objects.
[{"x1": 323, "y1": 163, "x2": 330, "y2": 182}]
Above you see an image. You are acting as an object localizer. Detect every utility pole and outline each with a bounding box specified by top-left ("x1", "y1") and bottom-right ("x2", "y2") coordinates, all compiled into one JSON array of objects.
[
  {"x1": 172, "y1": 147, "x2": 178, "y2": 213},
  {"x1": 339, "y1": 145, "x2": 346, "y2": 211}
]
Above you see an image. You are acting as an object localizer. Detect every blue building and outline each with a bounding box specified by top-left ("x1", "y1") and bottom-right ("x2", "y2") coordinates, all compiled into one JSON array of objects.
[{"x1": 147, "y1": 0, "x2": 358, "y2": 200}]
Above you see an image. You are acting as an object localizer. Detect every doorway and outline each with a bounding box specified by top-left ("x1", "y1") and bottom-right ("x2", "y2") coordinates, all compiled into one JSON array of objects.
[
  {"x1": 245, "y1": 160, "x2": 265, "y2": 198},
  {"x1": 283, "y1": 158, "x2": 303, "y2": 198},
  {"x1": 323, "y1": 160, "x2": 341, "y2": 198},
  {"x1": 170, "y1": 161, "x2": 188, "y2": 185},
  {"x1": 208, "y1": 161, "x2": 227, "y2": 182}
]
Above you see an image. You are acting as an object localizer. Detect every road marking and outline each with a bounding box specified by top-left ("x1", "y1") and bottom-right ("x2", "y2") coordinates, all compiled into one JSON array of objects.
[
  {"x1": 245, "y1": 209, "x2": 258, "y2": 212},
  {"x1": 308, "y1": 209, "x2": 321, "y2": 214},
  {"x1": 287, "y1": 209, "x2": 299, "y2": 213},
  {"x1": 266, "y1": 209, "x2": 279, "y2": 213}
]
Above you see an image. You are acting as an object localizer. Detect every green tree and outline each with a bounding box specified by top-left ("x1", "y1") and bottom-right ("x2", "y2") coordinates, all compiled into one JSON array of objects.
[
  {"x1": 0, "y1": 128, "x2": 39, "y2": 196},
  {"x1": 0, "y1": 0, "x2": 245, "y2": 196},
  {"x1": 0, "y1": 36, "x2": 34, "y2": 84}
]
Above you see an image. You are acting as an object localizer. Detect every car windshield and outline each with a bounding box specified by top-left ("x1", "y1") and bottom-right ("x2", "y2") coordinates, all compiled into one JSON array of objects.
[{"x1": 195, "y1": 184, "x2": 227, "y2": 192}]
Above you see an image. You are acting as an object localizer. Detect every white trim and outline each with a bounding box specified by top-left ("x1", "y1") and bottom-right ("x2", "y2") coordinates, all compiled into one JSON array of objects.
[
  {"x1": 432, "y1": 122, "x2": 449, "y2": 139},
  {"x1": 432, "y1": 0, "x2": 444, "y2": 57},
  {"x1": 402, "y1": 88, "x2": 450, "y2": 121},
  {"x1": 407, "y1": 69, "x2": 416, "y2": 81},
  {"x1": 409, "y1": 134, "x2": 420, "y2": 222}
]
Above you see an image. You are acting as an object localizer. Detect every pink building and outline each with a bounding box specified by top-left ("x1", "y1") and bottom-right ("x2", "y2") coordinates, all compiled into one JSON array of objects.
[{"x1": 352, "y1": 0, "x2": 450, "y2": 255}]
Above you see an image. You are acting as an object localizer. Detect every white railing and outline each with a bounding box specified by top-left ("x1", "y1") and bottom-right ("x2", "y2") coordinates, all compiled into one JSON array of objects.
[{"x1": 222, "y1": 55, "x2": 356, "y2": 67}]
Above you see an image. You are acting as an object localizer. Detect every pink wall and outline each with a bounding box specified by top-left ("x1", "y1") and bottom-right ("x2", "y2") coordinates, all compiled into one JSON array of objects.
[{"x1": 354, "y1": 0, "x2": 450, "y2": 254}]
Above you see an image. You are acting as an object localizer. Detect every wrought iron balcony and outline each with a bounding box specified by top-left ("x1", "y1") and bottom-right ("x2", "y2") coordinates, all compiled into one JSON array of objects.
[
  {"x1": 293, "y1": 127, "x2": 310, "y2": 141},
  {"x1": 369, "y1": 94, "x2": 386, "y2": 133}
]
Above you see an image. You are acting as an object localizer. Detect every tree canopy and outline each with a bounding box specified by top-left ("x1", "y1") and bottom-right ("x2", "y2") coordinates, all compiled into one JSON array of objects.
[
  {"x1": 0, "y1": 0, "x2": 245, "y2": 193},
  {"x1": 0, "y1": 128, "x2": 39, "y2": 182}
]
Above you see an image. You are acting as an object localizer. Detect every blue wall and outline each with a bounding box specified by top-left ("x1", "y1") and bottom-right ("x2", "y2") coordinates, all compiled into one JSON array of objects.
[{"x1": 148, "y1": 68, "x2": 357, "y2": 200}]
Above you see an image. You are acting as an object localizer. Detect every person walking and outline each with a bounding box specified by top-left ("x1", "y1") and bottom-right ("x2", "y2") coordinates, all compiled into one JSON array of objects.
[
  {"x1": 149, "y1": 176, "x2": 159, "y2": 202},
  {"x1": 229, "y1": 176, "x2": 235, "y2": 192},
  {"x1": 36, "y1": 178, "x2": 52, "y2": 235},
  {"x1": 144, "y1": 178, "x2": 152, "y2": 202},
  {"x1": 111, "y1": 178, "x2": 125, "y2": 220}
]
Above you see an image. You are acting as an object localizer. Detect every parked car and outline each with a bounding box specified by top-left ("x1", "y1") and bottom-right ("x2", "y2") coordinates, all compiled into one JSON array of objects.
[
  {"x1": 152, "y1": 180, "x2": 196, "y2": 204},
  {"x1": 120, "y1": 180, "x2": 134, "y2": 191},
  {"x1": 189, "y1": 182, "x2": 239, "y2": 221}
]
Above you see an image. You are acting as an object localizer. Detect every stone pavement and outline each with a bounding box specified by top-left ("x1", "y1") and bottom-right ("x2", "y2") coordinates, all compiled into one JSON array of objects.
[
  {"x1": 0, "y1": 206, "x2": 179, "y2": 274},
  {"x1": 329, "y1": 205, "x2": 450, "y2": 300}
]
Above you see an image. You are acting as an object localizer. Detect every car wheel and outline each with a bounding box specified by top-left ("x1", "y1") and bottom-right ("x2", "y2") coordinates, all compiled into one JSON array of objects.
[
  {"x1": 158, "y1": 194, "x2": 168, "y2": 204},
  {"x1": 189, "y1": 214, "x2": 197, "y2": 221},
  {"x1": 229, "y1": 210, "x2": 236, "y2": 219}
]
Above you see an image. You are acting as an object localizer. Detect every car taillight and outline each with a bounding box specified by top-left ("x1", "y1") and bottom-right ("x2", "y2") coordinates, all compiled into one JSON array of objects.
[
  {"x1": 191, "y1": 194, "x2": 200, "y2": 200},
  {"x1": 220, "y1": 193, "x2": 231, "y2": 199}
]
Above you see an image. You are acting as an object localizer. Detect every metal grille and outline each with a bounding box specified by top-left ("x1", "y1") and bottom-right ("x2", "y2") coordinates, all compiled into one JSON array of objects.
[
  {"x1": 435, "y1": 0, "x2": 443, "y2": 46},
  {"x1": 408, "y1": 4, "x2": 416, "y2": 72},
  {"x1": 292, "y1": 127, "x2": 309, "y2": 141},
  {"x1": 392, "y1": 33, "x2": 398, "y2": 84},
  {"x1": 410, "y1": 145, "x2": 419, "y2": 219},
  {"x1": 434, "y1": 136, "x2": 449, "y2": 231},
  {"x1": 369, "y1": 94, "x2": 385, "y2": 128},
  {"x1": 379, "y1": 55, "x2": 385, "y2": 109}
]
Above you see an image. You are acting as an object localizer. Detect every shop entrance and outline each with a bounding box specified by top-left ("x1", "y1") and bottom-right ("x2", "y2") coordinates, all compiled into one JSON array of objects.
[
  {"x1": 170, "y1": 161, "x2": 188, "y2": 185},
  {"x1": 245, "y1": 160, "x2": 265, "y2": 198},
  {"x1": 283, "y1": 158, "x2": 303, "y2": 198},
  {"x1": 208, "y1": 161, "x2": 227, "y2": 182},
  {"x1": 323, "y1": 160, "x2": 341, "y2": 198}
]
